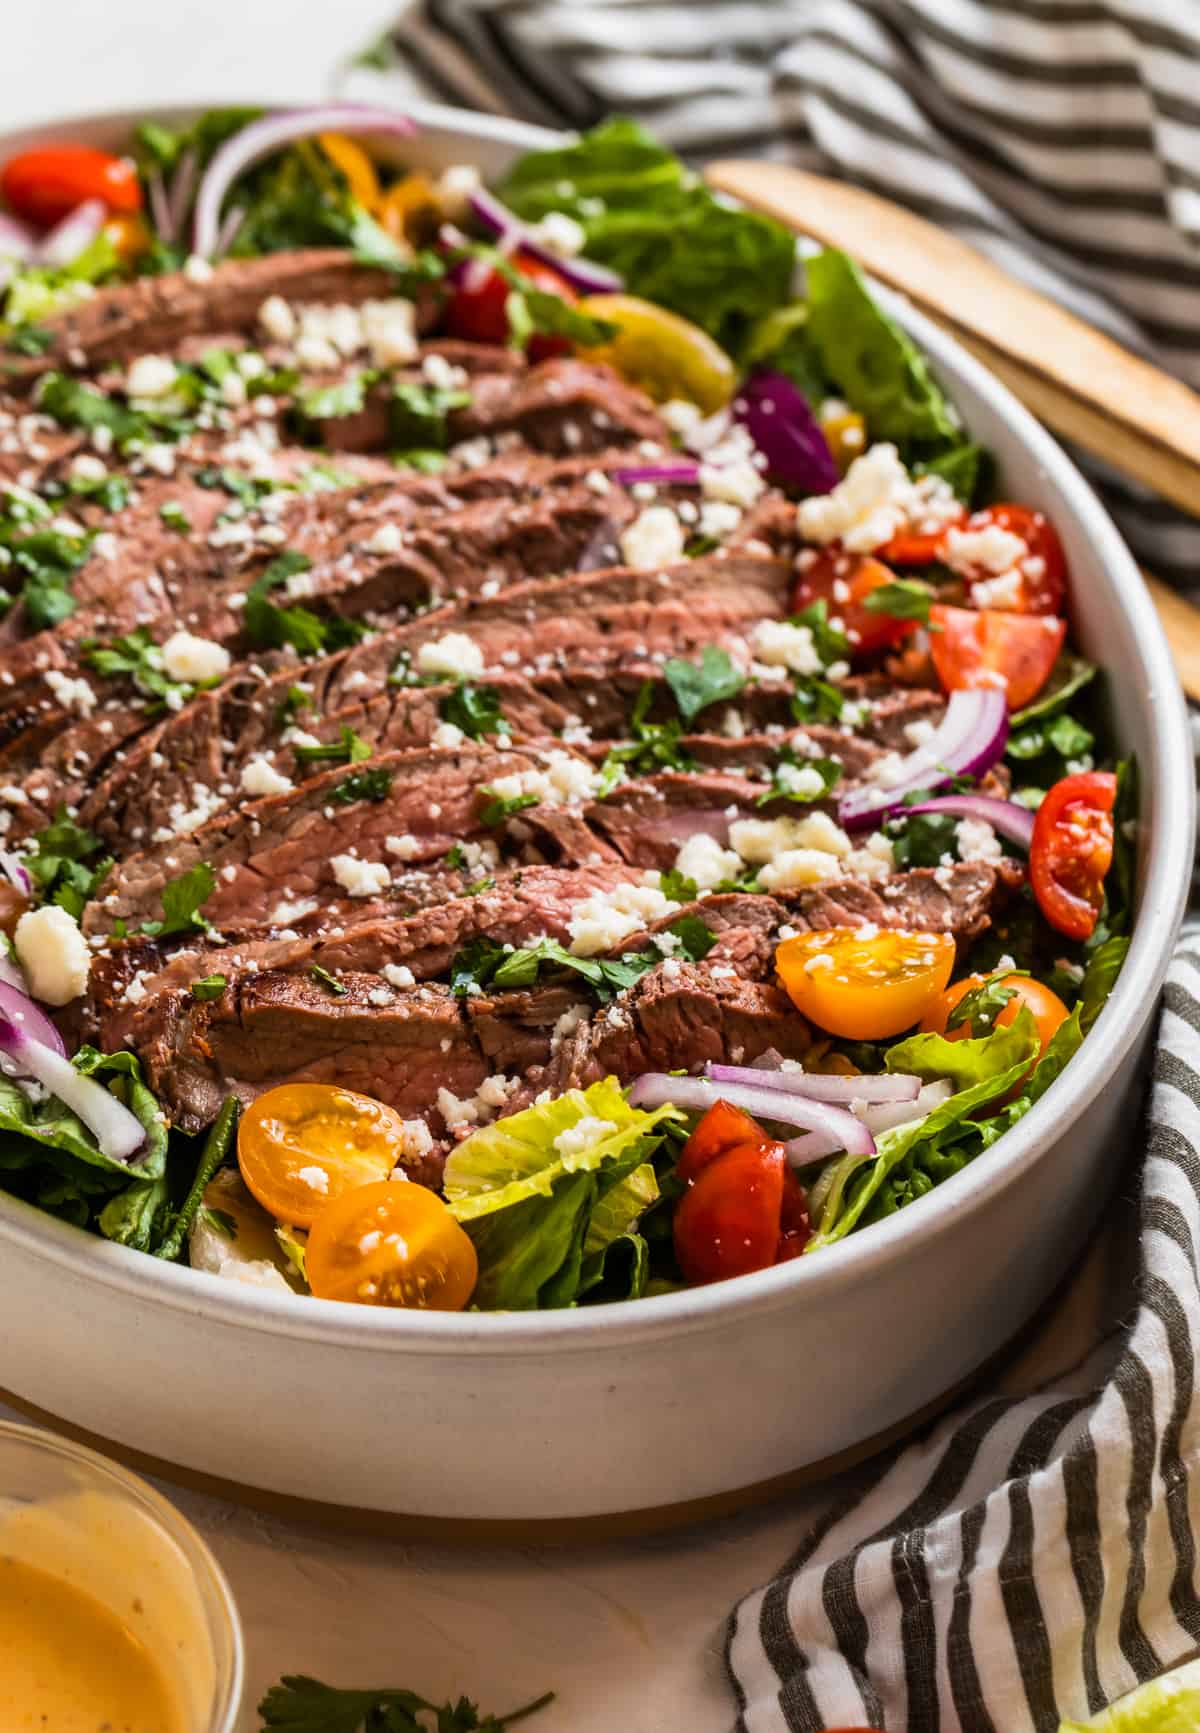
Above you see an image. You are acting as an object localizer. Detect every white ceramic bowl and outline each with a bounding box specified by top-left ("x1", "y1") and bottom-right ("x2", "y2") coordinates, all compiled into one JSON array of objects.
[{"x1": 0, "y1": 104, "x2": 1191, "y2": 1528}]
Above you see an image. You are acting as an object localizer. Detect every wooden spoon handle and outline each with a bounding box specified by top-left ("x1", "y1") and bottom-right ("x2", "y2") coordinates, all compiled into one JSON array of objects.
[{"x1": 704, "y1": 160, "x2": 1200, "y2": 519}]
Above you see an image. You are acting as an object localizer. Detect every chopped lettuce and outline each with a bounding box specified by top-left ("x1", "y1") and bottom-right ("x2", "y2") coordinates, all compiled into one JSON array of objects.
[
  {"x1": 442, "y1": 1078, "x2": 679, "y2": 1309},
  {"x1": 496, "y1": 118, "x2": 795, "y2": 357},
  {"x1": 1060, "y1": 1659, "x2": 1200, "y2": 1731},
  {"x1": 804, "y1": 248, "x2": 962, "y2": 450}
]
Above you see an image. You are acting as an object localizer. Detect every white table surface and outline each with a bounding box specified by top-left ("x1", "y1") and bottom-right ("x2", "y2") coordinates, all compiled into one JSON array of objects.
[{"x1": 0, "y1": 8, "x2": 1130, "y2": 1724}]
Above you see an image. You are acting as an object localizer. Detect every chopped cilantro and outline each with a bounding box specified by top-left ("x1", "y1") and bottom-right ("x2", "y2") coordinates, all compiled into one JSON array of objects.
[
  {"x1": 25, "y1": 807, "x2": 111, "y2": 919},
  {"x1": 390, "y1": 380, "x2": 471, "y2": 450},
  {"x1": 274, "y1": 685, "x2": 311, "y2": 728},
  {"x1": 242, "y1": 550, "x2": 368, "y2": 657},
  {"x1": 328, "y1": 767, "x2": 394, "y2": 806},
  {"x1": 189, "y1": 974, "x2": 228, "y2": 1001},
  {"x1": 439, "y1": 683, "x2": 511, "y2": 741},
  {"x1": 139, "y1": 863, "x2": 216, "y2": 939},
  {"x1": 310, "y1": 964, "x2": 347, "y2": 997},
  {"x1": 789, "y1": 599, "x2": 850, "y2": 668},
  {"x1": 479, "y1": 790, "x2": 540, "y2": 827},
  {"x1": 663, "y1": 645, "x2": 746, "y2": 724},
  {"x1": 596, "y1": 681, "x2": 695, "y2": 794},
  {"x1": 293, "y1": 371, "x2": 377, "y2": 426},
  {"x1": 658, "y1": 868, "x2": 699, "y2": 902},
  {"x1": 82, "y1": 627, "x2": 199, "y2": 712},
  {"x1": 292, "y1": 725, "x2": 372, "y2": 766},
  {"x1": 4, "y1": 323, "x2": 54, "y2": 357},
  {"x1": 789, "y1": 674, "x2": 844, "y2": 724},
  {"x1": 863, "y1": 577, "x2": 934, "y2": 624},
  {"x1": 450, "y1": 916, "x2": 715, "y2": 1003},
  {"x1": 159, "y1": 501, "x2": 191, "y2": 533},
  {"x1": 757, "y1": 749, "x2": 841, "y2": 806},
  {"x1": 947, "y1": 974, "x2": 1027, "y2": 1037},
  {"x1": 257, "y1": 1673, "x2": 554, "y2": 1732}
]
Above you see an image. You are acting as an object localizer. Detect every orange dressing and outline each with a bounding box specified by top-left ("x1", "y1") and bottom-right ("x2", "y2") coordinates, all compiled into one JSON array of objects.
[{"x1": 0, "y1": 1552, "x2": 184, "y2": 1731}]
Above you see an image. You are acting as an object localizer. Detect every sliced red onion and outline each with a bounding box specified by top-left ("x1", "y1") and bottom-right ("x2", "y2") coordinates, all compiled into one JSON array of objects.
[
  {"x1": 213, "y1": 204, "x2": 245, "y2": 260},
  {"x1": 0, "y1": 953, "x2": 27, "y2": 995},
  {"x1": 0, "y1": 981, "x2": 65, "y2": 1057},
  {"x1": 0, "y1": 851, "x2": 31, "y2": 896},
  {"x1": 192, "y1": 105, "x2": 418, "y2": 257},
  {"x1": 902, "y1": 794, "x2": 1035, "y2": 851},
  {"x1": 707, "y1": 1062, "x2": 920, "y2": 1105},
  {"x1": 733, "y1": 370, "x2": 838, "y2": 496},
  {"x1": 166, "y1": 147, "x2": 198, "y2": 242},
  {"x1": 628, "y1": 1072, "x2": 874, "y2": 1156},
  {"x1": 146, "y1": 168, "x2": 172, "y2": 242},
  {"x1": 859, "y1": 1079, "x2": 954, "y2": 1136},
  {"x1": 39, "y1": 200, "x2": 106, "y2": 268},
  {"x1": 0, "y1": 213, "x2": 36, "y2": 261},
  {"x1": 0, "y1": 1021, "x2": 144, "y2": 1160},
  {"x1": 468, "y1": 186, "x2": 623, "y2": 294},
  {"x1": 611, "y1": 461, "x2": 700, "y2": 487},
  {"x1": 838, "y1": 688, "x2": 1009, "y2": 831}
]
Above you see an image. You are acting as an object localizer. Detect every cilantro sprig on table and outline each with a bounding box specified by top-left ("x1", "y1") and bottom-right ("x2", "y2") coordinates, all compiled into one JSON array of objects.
[{"x1": 258, "y1": 1675, "x2": 554, "y2": 1733}]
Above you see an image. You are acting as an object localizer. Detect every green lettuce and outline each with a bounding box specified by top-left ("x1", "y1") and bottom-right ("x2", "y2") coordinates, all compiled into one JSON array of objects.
[
  {"x1": 1060, "y1": 1659, "x2": 1200, "y2": 1731},
  {"x1": 497, "y1": 118, "x2": 795, "y2": 357},
  {"x1": 804, "y1": 248, "x2": 962, "y2": 449},
  {"x1": 806, "y1": 1012, "x2": 1041, "y2": 1250},
  {"x1": 442, "y1": 1078, "x2": 679, "y2": 1309}
]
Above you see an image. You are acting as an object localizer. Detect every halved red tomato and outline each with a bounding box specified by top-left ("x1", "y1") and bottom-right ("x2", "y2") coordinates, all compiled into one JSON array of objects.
[
  {"x1": 444, "y1": 249, "x2": 576, "y2": 359},
  {"x1": 929, "y1": 604, "x2": 1065, "y2": 710},
  {"x1": 877, "y1": 516, "x2": 966, "y2": 566},
  {"x1": 676, "y1": 1098, "x2": 764, "y2": 1183},
  {"x1": 1029, "y1": 771, "x2": 1117, "y2": 941},
  {"x1": 1, "y1": 146, "x2": 141, "y2": 227},
  {"x1": 948, "y1": 503, "x2": 1067, "y2": 616},
  {"x1": 791, "y1": 550, "x2": 916, "y2": 657},
  {"x1": 673, "y1": 1136, "x2": 786, "y2": 1285}
]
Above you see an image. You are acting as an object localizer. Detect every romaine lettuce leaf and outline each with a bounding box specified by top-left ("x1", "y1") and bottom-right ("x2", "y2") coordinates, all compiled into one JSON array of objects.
[
  {"x1": 497, "y1": 118, "x2": 795, "y2": 356},
  {"x1": 885, "y1": 1008, "x2": 1041, "y2": 1091},
  {"x1": 804, "y1": 248, "x2": 962, "y2": 448},
  {"x1": 442, "y1": 1077, "x2": 678, "y2": 1310}
]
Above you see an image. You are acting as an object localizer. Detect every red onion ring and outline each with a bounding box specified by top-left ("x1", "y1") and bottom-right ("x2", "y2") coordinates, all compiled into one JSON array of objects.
[
  {"x1": 192, "y1": 105, "x2": 418, "y2": 258},
  {"x1": 706, "y1": 1062, "x2": 920, "y2": 1104},
  {"x1": 627, "y1": 1072, "x2": 874, "y2": 1155},
  {"x1": 902, "y1": 793, "x2": 1035, "y2": 851},
  {"x1": 0, "y1": 980, "x2": 65, "y2": 1056},
  {"x1": 213, "y1": 204, "x2": 245, "y2": 260},
  {"x1": 0, "y1": 212, "x2": 36, "y2": 262},
  {"x1": 838, "y1": 688, "x2": 1008, "y2": 831},
  {"x1": 146, "y1": 168, "x2": 172, "y2": 242},
  {"x1": 467, "y1": 185, "x2": 624, "y2": 295},
  {"x1": 39, "y1": 199, "x2": 106, "y2": 268},
  {"x1": 0, "y1": 852, "x2": 31, "y2": 897},
  {"x1": 0, "y1": 1012, "x2": 143, "y2": 1160},
  {"x1": 166, "y1": 147, "x2": 198, "y2": 243},
  {"x1": 610, "y1": 461, "x2": 701, "y2": 487}
]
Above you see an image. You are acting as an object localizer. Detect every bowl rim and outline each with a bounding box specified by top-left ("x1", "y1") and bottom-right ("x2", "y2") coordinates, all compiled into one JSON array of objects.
[{"x1": 0, "y1": 99, "x2": 1190, "y2": 1357}]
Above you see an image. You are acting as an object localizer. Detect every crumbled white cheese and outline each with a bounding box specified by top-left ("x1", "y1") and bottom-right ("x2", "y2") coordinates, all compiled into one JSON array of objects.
[
  {"x1": 383, "y1": 963, "x2": 416, "y2": 990},
  {"x1": 415, "y1": 632, "x2": 485, "y2": 679},
  {"x1": 796, "y1": 442, "x2": 959, "y2": 554},
  {"x1": 385, "y1": 834, "x2": 421, "y2": 861},
  {"x1": 159, "y1": 630, "x2": 232, "y2": 684},
  {"x1": 365, "y1": 521, "x2": 403, "y2": 556},
  {"x1": 44, "y1": 670, "x2": 95, "y2": 717},
  {"x1": 583, "y1": 468, "x2": 611, "y2": 496},
  {"x1": 422, "y1": 352, "x2": 469, "y2": 392},
  {"x1": 750, "y1": 619, "x2": 822, "y2": 676},
  {"x1": 661, "y1": 399, "x2": 704, "y2": 439},
  {"x1": 531, "y1": 211, "x2": 586, "y2": 257},
  {"x1": 432, "y1": 721, "x2": 466, "y2": 749},
  {"x1": 435, "y1": 163, "x2": 482, "y2": 222},
  {"x1": 361, "y1": 298, "x2": 419, "y2": 367},
  {"x1": 259, "y1": 295, "x2": 297, "y2": 342},
  {"x1": 955, "y1": 817, "x2": 1004, "y2": 864},
  {"x1": 776, "y1": 761, "x2": 829, "y2": 800},
  {"x1": 970, "y1": 570, "x2": 1025, "y2": 610},
  {"x1": 486, "y1": 749, "x2": 601, "y2": 812},
  {"x1": 437, "y1": 1073, "x2": 513, "y2": 1130},
  {"x1": 903, "y1": 717, "x2": 937, "y2": 748},
  {"x1": 553, "y1": 1115, "x2": 617, "y2": 1159},
  {"x1": 271, "y1": 896, "x2": 318, "y2": 924},
  {"x1": 730, "y1": 810, "x2": 851, "y2": 866},
  {"x1": 398, "y1": 1119, "x2": 434, "y2": 1164},
  {"x1": 674, "y1": 831, "x2": 741, "y2": 890},
  {"x1": 550, "y1": 1004, "x2": 586, "y2": 1051},
  {"x1": 698, "y1": 499, "x2": 743, "y2": 541},
  {"x1": 619, "y1": 506, "x2": 685, "y2": 570},
  {"x1": 568, "y1": 877, "x2": 680, "y2": 957},
  {"x1": 70, "y1": 453, "x2": 108, "y2": 482},
  {"x1": 296, "y1": 1165, "x2": 329, "y2": 1195},
  {"x1": 759, "y1": 847, "x2": 844, "y2": 891},
  {"x1": 240, "y1": 756, "x2": 293, "y2": 798},
  {"x1": 183, "y1": 253, "x2": 214, "y2": 284},
  {"x1": 14, "y1": 905, "x2": 90, "y2": 1005},
  {"x1": 943, "y1": 523, "x2": 1027, "y2": 575},
  {"x1": 125, "y1": 354, "x2": 178, "y2": 400},
  {"x1": 330, "y1": 855, "x2": 391, "y2": 897}
]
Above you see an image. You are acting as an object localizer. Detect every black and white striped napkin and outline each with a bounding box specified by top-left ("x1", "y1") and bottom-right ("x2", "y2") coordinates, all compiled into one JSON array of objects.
[{"x1": 343, "y1": 4, "x2": 1200, "y2": 1725}]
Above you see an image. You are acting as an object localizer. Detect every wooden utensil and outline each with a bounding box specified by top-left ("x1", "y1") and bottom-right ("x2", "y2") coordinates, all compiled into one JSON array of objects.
[{"x1": 704, "y1": 160, "x2": 1200, "y2": 699}]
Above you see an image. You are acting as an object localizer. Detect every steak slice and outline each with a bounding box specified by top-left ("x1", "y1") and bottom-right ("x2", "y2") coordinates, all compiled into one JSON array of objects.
[{"x1": 1, "y1": 250, "x2": 420, "y2": 387}]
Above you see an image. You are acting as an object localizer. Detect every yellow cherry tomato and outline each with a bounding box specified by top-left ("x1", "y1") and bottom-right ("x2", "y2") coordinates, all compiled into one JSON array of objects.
[
  {"x1": 377, "y1": 173, "x2": 438, "y2": 243},
  {"x1": 307, "y1": 1181, "x2": 478, "y2": 1309},
  {"x1": 821, "y1": 410, "x2": 866, "y2": 473},
  {"x1": 775, "y1": 927, "x2": 957, "y2": 1040},
  {"x1": 575, "y1": 293, "x2": 737, "y2": 412},
  {"x1": 921, "y1": 972, "x2": 1069, "y2": 1057},
  {"x1": 237, "y1": 1082, "x2": 409, "y2": 1228},
  {"x1": 319, "y1": 133, "x2": 381, "y2": 209},
  {"x1": 102, "y1": 212, "x2": 150, "y2": 264}
]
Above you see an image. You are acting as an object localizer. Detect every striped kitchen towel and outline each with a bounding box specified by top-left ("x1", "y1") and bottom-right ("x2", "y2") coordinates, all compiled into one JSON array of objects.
[
  {"x1": 727, "y1": 916, "x2": 1200, "y2": 1732},
  {"x1": 344, "y1": 0, "x2": 1200, "y2": 594}
]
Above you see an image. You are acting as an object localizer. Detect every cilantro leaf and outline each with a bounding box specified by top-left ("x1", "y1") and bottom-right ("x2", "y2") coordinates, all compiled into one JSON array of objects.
[
  {"x1": 258, "y1": 1675, "x2": 554, "y2": 1733},
  {"x1": 757, "y1": 749, "x2": 841, "y2": 806},
  {"x1": 4, "y1": 323, "x2": 53, "y2": 357},
  {"x1": 789, "y1": 675, "x2": 844, "y2": 725},
  {"x1": 242, "y1": 550, "x2": 368, "y2": 658},
  {"x1": 328, "y1": 767, "x2": 393, "y2": 806},
  {"x1": 596, "y1": 681, "x2": 695, "y2": 793},
  {"x1": 947, "y1": 975, "x2": 1027, "y2": 1038},
  {"x1": 662, "y1": 645, "x2": 746, "y2": 724},
  {"x1": 479, "y1": 790, "x2": 540, "y2": 827},
  {"x1": 863, "y1": 577, "x2": 934, "y2": 624},
  {"x1": 25, "y1": 807, "x2": 111, "y2": 918},
  {"x1": 390, "y1": 380, "x2": 472, "y2": 450},
  {"x1": 189, "y1": 974, "x2": 227, "y2": 1001},
  {"x1": 440, "y1": 683, "x2": 511, "y2": 741},
  {"x1": 789, "y1": 599, "x2": 850, "y2": 668},
  {"x1": 82, "y1": 627, "x2": 199, "y2": 712},
  {"x1": 310, "y1": 964, "x2": 347, "y2": 997},
  {"x1": 293, "y1": 371, "x2": 377, "y2": 426},
  {"x1": 292, "y1": 725, "x2": 372, "y2": 766},
  {"x1": 139, "y1": 863, "x2": 216, "y2": 939}
]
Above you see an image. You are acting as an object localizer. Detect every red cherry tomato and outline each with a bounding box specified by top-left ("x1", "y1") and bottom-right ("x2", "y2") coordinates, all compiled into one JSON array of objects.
[
  {"x1": 676, "y1": 1098, "x2": 764, "y2": 1183},
  {"x1": 929, "y1": 603, "x2": 1065, "y2": 710},
  {"x1": 878, "y1": 516, "x2": 966, "y2": 565},
  {"x1": 791, "y1": 550, "x2": 916, "y2": 658},
  {"x1": 445, "y1": 249, "x2": 577, "y2": 359},
  {"x1": 1029, "y1": 771, "x2": 1117, "y2": 941},
  {"x1": 948, "y1": 504, "x2": 1068, "y2": 616},
  {"x1": 776, "y1": 1165, "x2": 812, "y2": 1262},
  {"x1": 673, "y1": 1136, "x2": 786, "y2": 1286},
  {"x1": 1, "y1": 146, "x2": 142, "y2": 228}
]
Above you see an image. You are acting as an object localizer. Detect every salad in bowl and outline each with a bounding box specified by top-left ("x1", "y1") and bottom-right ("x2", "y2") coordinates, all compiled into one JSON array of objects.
[{"x1": 0, "y1": 107, "x2": 1134, "y2": 1315}]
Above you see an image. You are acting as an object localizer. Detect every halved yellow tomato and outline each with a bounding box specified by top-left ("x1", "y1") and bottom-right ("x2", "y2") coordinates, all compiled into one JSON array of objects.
[
  {"x1": 307, "y1": 1180, "x2": 478, "y2": 1309},
  {"x1": 575, "y1": 293, "x2": 736, "y2": 412},
  {"x1": 377, "y1": 172, "x2": 438, "y2": 242},
  {"x1": 318, "y1": 133, "x2": 381, "y2": 209},
  {"x1": 921, "y1": 972, "x2": 1069, "y2": 1056},
  {"x1": 237, "y1": 1082, "x2": 409, "y2": 1228},
  {"x1": 775, "y1": 927, "x2": 957, "y2": 1040}
]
